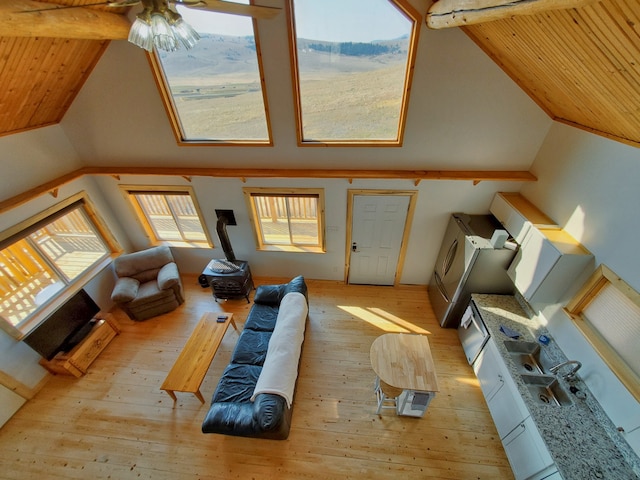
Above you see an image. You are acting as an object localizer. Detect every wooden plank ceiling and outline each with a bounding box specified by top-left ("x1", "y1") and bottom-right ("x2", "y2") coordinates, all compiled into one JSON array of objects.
[
  {"x1": 0, "y1": 0, "x2": 128, "y2": 136},
  {"x1": 0, "y1": 0, "x2": 639, "y2": 147},
  {"x1": 0, "y1": 36, "x2": 109, "y2": 134},
  {"x1": 463, "y1": 0, "x2": 640, "y2": 147}
]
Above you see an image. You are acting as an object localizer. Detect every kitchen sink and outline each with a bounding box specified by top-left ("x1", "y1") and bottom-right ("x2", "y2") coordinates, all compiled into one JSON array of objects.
[
  {"x1": 503, "y1": 340, "x2": 554, "y2": 374},
  {"x1": 521, "y1": 374, "x2": 573, "y2": 407}
]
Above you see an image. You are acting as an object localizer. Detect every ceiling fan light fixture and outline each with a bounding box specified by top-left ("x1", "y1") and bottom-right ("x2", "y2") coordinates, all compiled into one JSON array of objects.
[
  {"x1": 169, "y1": 14, "x2": 201, "y2": 50},
  {"x1": 128, "y1": 11, "x2": 154, "y2": 51},
  {"x1": 151, "y1": 11, "x2": 179, "y2": 51},
  {"x1": 127, "y1": 1, "x2": 200, "y2": 53}
]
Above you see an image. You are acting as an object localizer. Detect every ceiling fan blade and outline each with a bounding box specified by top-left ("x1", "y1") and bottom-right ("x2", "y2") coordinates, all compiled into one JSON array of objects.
[
  {"x1": 107, "y1": 0, "x2": 141, "y2": 6},
  {"x1": 179, "y1": 1, "x2": 281, "y2": 19},
  {"x1": 14, "y1": 0, "x2": 137, "y2": 14}
]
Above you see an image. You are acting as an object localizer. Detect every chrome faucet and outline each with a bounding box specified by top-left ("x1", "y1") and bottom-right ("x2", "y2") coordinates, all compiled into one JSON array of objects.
[{"x1": 550, "y1": 360, "x2": 582, "y2": 382}]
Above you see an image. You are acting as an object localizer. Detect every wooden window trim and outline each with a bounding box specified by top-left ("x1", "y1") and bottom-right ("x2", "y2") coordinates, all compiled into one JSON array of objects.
[
  {"x1": 563, "y1": 264, "x2": 640, "y2": 402},
  {"x1": 147, "y1": 17, "x2": 273, "y2": 146},
  {"x1": 243, "y1": 187, "x2": 325, "y2": 253},
  {"x1": 120, "y1": 185, "x2": 213, "y2": 248},
  {"x1": 287, "y1": 0, "x2": 421, "y2": 146},
  {"x1": 0, "y1": 192, "x2": 121, "y2": 339}
]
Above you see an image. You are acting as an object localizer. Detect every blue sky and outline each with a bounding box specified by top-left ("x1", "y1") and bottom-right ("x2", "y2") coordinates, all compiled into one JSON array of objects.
[
  {"x1": 178, "y1": 0, "x2": 412, "y2": 42},
  {"x1": 293, "y1": 0, "x2": 412, "y2": 42}
]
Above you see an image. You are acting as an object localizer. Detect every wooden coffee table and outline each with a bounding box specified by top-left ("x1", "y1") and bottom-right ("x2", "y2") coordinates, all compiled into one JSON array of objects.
[{"x1": 161, "y1": 312, "x2": 237, "y2": 404}]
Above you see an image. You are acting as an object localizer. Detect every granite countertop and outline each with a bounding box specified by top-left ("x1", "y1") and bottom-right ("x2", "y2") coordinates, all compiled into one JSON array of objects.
[{"x1": 472, "y1": 293, "x2": 640, "y2": 480}]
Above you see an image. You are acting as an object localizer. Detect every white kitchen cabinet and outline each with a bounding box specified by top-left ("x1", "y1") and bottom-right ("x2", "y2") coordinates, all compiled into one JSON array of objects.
[
  {"x1": 474, "y1": 338, "x2": 529, "y2": 438},
  {"x1": 507, "y1": 227, "x2": 593, "y2": 305},
  {"x1": 490, "y1": 193, "x2": 557, "y2": 244},
  {"x1": 473, "y1": 338, "x2": 557, "y2": 480},
  {"x1": 502, "y1": 416, "x2": 556, "y2": 480}
]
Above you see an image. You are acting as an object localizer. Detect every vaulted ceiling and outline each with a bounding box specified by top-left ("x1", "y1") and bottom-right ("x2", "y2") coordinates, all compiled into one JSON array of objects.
[
  {"x1": 463, "y1": 0, "x2": 640, "y2": 148},
  {"x1": 1, "y1": 0, "x2": 639, "y2": 147}
]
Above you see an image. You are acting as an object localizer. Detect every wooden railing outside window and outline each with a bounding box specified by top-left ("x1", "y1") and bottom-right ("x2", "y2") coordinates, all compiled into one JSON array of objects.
[
  {"x1": 0, "y1": 196, "x2": 113, "y2": 331},
  {"x1": 243, "y1": 188, "x2": 325, "y2": 252}
]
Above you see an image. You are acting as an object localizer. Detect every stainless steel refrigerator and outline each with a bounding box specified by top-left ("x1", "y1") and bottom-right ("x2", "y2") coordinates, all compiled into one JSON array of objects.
[{"x1": 429, "y1": 214, "x2": 516, "y2": 328}]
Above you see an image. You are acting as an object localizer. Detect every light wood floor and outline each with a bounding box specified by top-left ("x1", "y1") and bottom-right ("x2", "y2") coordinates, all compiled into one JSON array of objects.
[{"x1": 0, "y1": 275, "x2": 514, "y2": 479}]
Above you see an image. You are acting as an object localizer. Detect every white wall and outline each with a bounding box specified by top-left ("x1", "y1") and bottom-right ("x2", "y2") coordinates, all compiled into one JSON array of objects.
[
  {"x1": 60, "y1": 20, "x2": 550, "y2": 170},
  {"x1": 0, "y1": 125, "x2": 83, "y2": 202},
  {"x1": 93, "y1": 173, "x2": 526, "y2": 283},
  {"x1": 522, "y1": 122, "x2": 640, "y2": 452}
]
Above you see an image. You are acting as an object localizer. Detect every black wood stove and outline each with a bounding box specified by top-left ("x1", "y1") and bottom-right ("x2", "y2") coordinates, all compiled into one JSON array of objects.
[{"x1": 199, "y1": 212, "x2": 254, "y2": 303}]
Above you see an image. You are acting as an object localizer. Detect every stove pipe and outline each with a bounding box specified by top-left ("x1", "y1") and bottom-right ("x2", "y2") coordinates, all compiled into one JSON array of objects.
[{"x1": 216, "y1": 215, "x2": 236, "y2": 262}]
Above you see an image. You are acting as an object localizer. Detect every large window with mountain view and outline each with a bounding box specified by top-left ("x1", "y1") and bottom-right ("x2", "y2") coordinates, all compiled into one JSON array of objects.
[
  {"x1": 290, "y1": 0, "x2": 420, "y2": 145},
  {"x1": 0, "y1": 194, "x2": 116, "y2": 334},
  {"x1": 151, "y1": 1, "x2": 271, "y2": 144}
]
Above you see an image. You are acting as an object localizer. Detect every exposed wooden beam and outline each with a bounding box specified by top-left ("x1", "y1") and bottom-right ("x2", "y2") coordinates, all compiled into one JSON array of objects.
[
  {"x1": 0, "y1": 167, "x2": 537, "y2": 215},
  {"x1": 426, "y1": 0, "x2": 595, "y2": 29},
  {"x1": 80, "y1": 166, "x2": 537, "y2": 182},
  {"x1": 0, "y1": 170, "x2": 84, "y2": 215},
  {"x1": 0, "y1": 0, "x2": 131, "y2": 40}
]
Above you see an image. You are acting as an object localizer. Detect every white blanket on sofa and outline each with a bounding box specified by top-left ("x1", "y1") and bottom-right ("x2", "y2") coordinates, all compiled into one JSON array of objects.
[{"x1": 251, "y1": 292, "x2": 308, "y2": 408}]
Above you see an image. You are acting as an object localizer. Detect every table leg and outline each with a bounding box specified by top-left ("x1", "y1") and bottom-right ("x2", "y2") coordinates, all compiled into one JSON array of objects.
[
  {"x1": 195, "y1": 390, "x2": 206, "y2": 404},
  {"x1": 164, "y1": 389, "x2": 177, "y2": 402},
  {"x1": 230, "y1": 316, "x2": 239, "y2": 332}
]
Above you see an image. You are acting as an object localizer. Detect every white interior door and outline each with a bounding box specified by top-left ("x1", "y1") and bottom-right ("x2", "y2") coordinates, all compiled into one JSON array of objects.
[{"x1": 348, "y1": 194, "x2": 410, "y2": 285}]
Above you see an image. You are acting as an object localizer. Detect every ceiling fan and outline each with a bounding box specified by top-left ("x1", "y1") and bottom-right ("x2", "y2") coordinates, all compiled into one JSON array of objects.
[
  {"x1": 4, "y1": 0, "x2": 281, "y2": 51},
  {"x1": 111, "y1": 0, "x2": 279, "y2": 20}
]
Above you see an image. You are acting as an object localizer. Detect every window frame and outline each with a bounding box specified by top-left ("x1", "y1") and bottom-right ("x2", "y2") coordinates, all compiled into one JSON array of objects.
[
  {"x1": 120, "y1": 185, "x2": 213, "y2": 248},
  {"x1": 147, "y1": 9, "x2": 273, "y2": 146},
  {"x1": 0, "y1": 192, "x2": 120, "y2": 339},
  {"x1": 287, "y1": 0, "x2": 421, "y2": 146},
  {"x1": 243, "y1": 187, "x2": 325, "y2": 253},
  {"x1": 563, "y1": 264, "x2": 640, "y2": 402}
]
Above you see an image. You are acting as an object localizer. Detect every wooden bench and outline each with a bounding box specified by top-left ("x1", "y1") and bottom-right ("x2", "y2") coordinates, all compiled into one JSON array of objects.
[{"x1": 161, "y1": 312, "x2": 237, "y2": 404}]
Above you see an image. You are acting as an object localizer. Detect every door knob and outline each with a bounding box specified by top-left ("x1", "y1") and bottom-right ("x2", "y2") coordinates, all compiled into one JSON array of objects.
[{"x1": 352, "y1": 242, "x2": 357, "y2": 252}]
